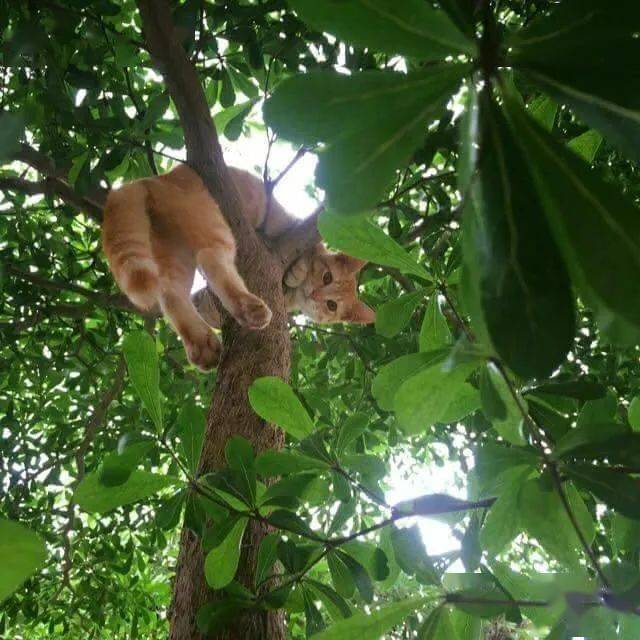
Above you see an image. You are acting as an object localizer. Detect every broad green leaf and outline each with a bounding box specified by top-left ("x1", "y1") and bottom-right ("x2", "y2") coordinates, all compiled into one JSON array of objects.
[
  {"x1": 306, "y1": 579, "x2": 352, "y2": 621},
  {"x1": 74, "y1": 470, "x2": 176, "y2": 513},
  {"x1": 312, "y1": 596, "x2": 430, "y2": 640},
  {"x1": 552, "y1": 422, "x2": 629, "y2": 460},
  {"x1": 376, "y1": 290, "x2": 424, "y2": 338},
  {"x1": 463, "y1": 93, "x2": 575, "y2": 378},
  {"x1": 248, "y1": 377, "x2": 313, "y2": 439},
  {"x1": 214, "y1": 97, "x2": 258, "y2": 139},
  {"x1": 0, "y1": 519, "x2": 47, "y2": 603},
  {"x1": 419, "y1": 295, "x2": 451, "y2": 351},
  {"x1": 265, "y1": 65, "x2": 469, "y2": 212},
  {"x1": 394, "y1": 359, "x2": 480, "y2": 433},
  {"x1": 443, "y1": 573, "x2": 510, "y2": 618},
  {"x1": 99, "y1": 437, "x2": 155, "y2": 487},
  {"x1": 612, "y1": 514, "x2": 640, "y2": 553},
  {"x1": 337, "y1": 550, "x2": 373, "y2": 602},
  {"x1": 178, "y1": 404, "x2": 206, "y2": 474},
  {"x1": 372, "y1": 350, "x2": 448, "y2": 411},
  {"x1": 508, "y1": 0, "x2": 640, "y2": 163},
  {"x1": 438, "y1": 0, "x2": 477, "y2": 38},
  {"x1": 255, "y1": 533, "x2": 280, "y2": 587},
  {"x1": 472, "y1": 442, "x2": 538, "y2": 499},
  {"x1": 196, "y1": 601, "x2": 244, "y2": 634},
  {"x1": 528, "y1": 95, "x2": 557, "y2": 132},
  {"x1": 204, "y1": 517, "x2": 248, "y2": 589},
  {"x1": 122, "y1": 331, "x2": 163, "y2": 431},
  {"x1": 255, "y1": 450, "x2": 330, "y2": 476},
  {"x1": 568, "y1": 464, "x2": 640, "y2": 519},
  {"x1": 479, "y1": 365, "x2": 506, "y2": 422},
  {"x1": 0, "y1": 113, "x2": 25, "y2": 162},
  {"x1": 328, "y1": 552, "x2": 355, "y2": 599},
  {"x1": 287, "y1": 0, "x2": 474, "y2": 60},
  {"x1": 335, "y1": 414, "x2": 369, "y2": 455},
  {"x1": 577, "y1": 393, "x2": 617, "y2": 427},
  {"x1": 155, "y1": 490, "x2": 186, "y2": 530},
  {"x1": 391, "y1": 525, "x2": 440, "y2": 585},
  {"x1": 418, "y1": 606, "x2": 459, "y2": 640},
  {"x1": 629, "y1": 397, "x2": 640, "y2": 432},
  {"x1": 568, "y1": 130, "x2": 602, "y2": 164},
  {"x1": 225, "y1": 437, "x2": 256, "y2": 507},
  {"x1": 503, "y1": 93, "x2": 640, "y2": 331},
  {"x1": 480, "y1": 470, "x2": 529, "y2": 557},
  {"x1": 320, "y1": 211, "x2": 428, "y2": 278},
  {"x1": 519, "y1": 478, "x2": 591, "y2": 566}
]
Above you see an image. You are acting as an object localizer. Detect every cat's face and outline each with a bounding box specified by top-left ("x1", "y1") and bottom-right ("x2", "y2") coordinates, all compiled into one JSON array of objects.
[{"x1": 295, "y1": 248, "x2": 376, "y2": 325}]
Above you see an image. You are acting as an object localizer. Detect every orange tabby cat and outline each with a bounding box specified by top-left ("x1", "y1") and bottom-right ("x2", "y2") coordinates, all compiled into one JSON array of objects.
[{"x1": 102, "y1": 164, "x2": 375, "y2": 371}]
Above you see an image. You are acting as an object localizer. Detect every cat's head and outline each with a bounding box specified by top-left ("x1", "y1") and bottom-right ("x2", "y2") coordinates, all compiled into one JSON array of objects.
[{"x1": 293, "y1": 245, "x2": 376, "y2": 325}]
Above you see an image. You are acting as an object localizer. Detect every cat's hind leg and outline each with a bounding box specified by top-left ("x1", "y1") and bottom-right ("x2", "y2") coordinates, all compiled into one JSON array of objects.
[
  {"x1": 194, "y1": 233, "x2": 272, "y2": 331},
  {"x1": 155, "y1": 246, "x2": 221, "y2": 371}
]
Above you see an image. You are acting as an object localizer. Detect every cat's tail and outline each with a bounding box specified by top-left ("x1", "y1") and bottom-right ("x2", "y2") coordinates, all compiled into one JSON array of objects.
[{"x1": 102, "y1": 181, "x2": 159, "y2": 311}]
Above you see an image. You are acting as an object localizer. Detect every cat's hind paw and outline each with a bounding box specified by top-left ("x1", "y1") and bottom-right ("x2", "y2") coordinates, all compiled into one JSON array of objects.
[
  {"x1": 185, "y1": 331, "x2": 221, "y2": 371},
  {"x1": 235, "y1": 293, "x2": 273, "y2": 330}
]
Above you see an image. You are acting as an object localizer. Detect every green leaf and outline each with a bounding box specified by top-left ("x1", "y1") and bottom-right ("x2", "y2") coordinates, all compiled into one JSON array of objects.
[
  {"x1": 204, "y1": 517, "x2": 248, "y2": 589},
  {"x1": 213, "y1": 97, "x2": 258, "y2": 139},
  {"x1": 552, "y1": 422, "x2": 629, "y2": 460},
  {"x1": 0, "y1": 112, "x2": 26, "y2": 163},
  {"x1": 328, "y1": 551, "x2": 355, "y2": 599},
  {"x1": 0, "y1": 519, "x2": 47, "y2": 603},
  {"x1": 568, "y1": 464, "x2": 640, "y2": 519},
  {"x1": 306, "y1": 579, "x2": 352, "y2": 621},
  {"x1": 376, "y1": 290, "x2": 424, "y2": 338},
  {"x1": 418, "y1": 606, "x2": 459, "y2": 640},
  {"x1": 472, "y1": 442, "x2": 538, "y2": 499},
  {"x1": 419, "y1": 295, "x2": 451, "y2": 351},
  {"x1": 502, "y1": 93, "x2": 640, "y2": 331},
  {"x1": 568, "y1": 130, "x2": 602, "y2": 164},
  {"x1": 320, "y1": 211, "x2": 428, "y2": 278},
  {"x1": 391, "y1": 525, "x2": 440, "y2": 585},
  {"x1": 178, "y1": 404, "x2": 206, "y2": 474},
  {"x1": 479, "y1": 365, "x2": 507, "y2": 421},
  {"x1": 248, "y1": 377, "x2": 314, "y2": 439},
  {"x1": 122, "y1": 331, "x2": 163, "y2": 431},
  {"x1": 287, "y1": 0, "x2": 474, "y2": 60},
  {"x1": 225, "y1": 437, "x2": 256, "y2": 507},
  {"x1": 528, "y1": 95, "x2": 557, "y2": 132},
  {"x1": 255, "y1": 533, "x2": 280, "y2": 587},
  {"x1": 74, "y1": 470, "x2": 176, "y2": 514},
  {"x1": 480, "y1": 471, "x2": 528, "y2": 557},
  {"x1": 255, "y1": 450, "x2": 330, "y2": 476},
  {"x1": 519, "y1": 477, "x2": 592, "y2": 566},
  {"x1": 372, "y1": 350, "x2": 449, "y2": 411},
  {"x1": 629, "y1": 397, "x2": 640, "y2": 432},
  {"x1": 155, "y1": 490, "x2": 186, "y2": 530},
  {"x1": 335, "y1": 414, "x2": 369, "y2": 455},
  {"x1": 463, "y1": 93, "x2": 575, "y2": 378},
  {"x1": 311, "y1": 596, "x2": 430, "y2": 640},
  {"x1": 99, "y1": 437, "x2": 155, "y2": 487},
  {"x1": 196, "y1": 601, "x2": 244, "y2": 634},
  {"x1": 394, "y1": 359, "x2": 481, "y2": 434},
  {"x1": 577, "y1": 394, "x2": 617, "y2": 427},
  {"x1": 265, "y1": 66, "x2": 468, "y2": 212},
  {"x1": 508, "y1": 0, "x2": 640, "y2": 163}
]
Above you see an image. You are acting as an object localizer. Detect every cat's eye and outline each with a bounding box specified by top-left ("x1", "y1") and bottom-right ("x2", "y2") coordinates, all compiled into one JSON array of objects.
[
  {"x1": 323, "y1": 271, "x2": 333, "y2": 285},
  {"x1": 326, "y1": 300, "x2": 337, "y2": 312}
]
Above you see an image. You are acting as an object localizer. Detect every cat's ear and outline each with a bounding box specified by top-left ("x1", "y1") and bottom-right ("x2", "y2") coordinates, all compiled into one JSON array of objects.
[
  {"x1": 335, "y1": 253, "x2": 367, "y2": 274},
  {"x1": 343, "y1": 301, "x2": 376, "y2": 324}
]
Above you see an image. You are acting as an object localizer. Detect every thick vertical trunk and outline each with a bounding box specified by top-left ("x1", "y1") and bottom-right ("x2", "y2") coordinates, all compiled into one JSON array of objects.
[{"x1": 169, "y1": 249, "x2": 290, "y2": 640}]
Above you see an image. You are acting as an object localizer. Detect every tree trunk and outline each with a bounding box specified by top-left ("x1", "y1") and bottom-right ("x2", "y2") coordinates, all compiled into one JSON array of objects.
[{"x1": 169, "y1": 251, "x2": 290, "y2": 640}]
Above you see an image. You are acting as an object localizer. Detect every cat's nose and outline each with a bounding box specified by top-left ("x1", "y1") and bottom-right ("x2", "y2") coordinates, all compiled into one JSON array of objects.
[{"x1": 310, "y1": 289, "x2": 322, "y2": 301}]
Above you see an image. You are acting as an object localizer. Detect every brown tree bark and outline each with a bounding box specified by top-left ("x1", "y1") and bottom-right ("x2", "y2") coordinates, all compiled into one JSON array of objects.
[{"x1": 135, "y1": 2, "x2": 317, "y2": 639}]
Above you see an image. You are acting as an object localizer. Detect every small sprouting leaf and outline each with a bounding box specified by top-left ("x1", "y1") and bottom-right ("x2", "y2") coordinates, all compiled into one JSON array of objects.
[
  {"x1": 0, "y1": 519, "x2": 47, "y2": 603},
  {"x1": 178, "y1": 404, "x2": 206, "y2": 474},
  {"x1": 248, "y1": 377, "x2": 314, "y2": 439},
  {"x1": 74, "y1": 470, "x2": 176, "y2": 514},
  {"x1": 204, "y1": 517, "x2": 248, "y2": 589},
  {"x1": 122, "y1": 331, "x2": 163, "y2": 431},
  {"x1": 320, "y1": 211, "x2": 429, "y2": 278},
  {"x1": 375, "y1": 290, "x2": 424, "y2": 338}
]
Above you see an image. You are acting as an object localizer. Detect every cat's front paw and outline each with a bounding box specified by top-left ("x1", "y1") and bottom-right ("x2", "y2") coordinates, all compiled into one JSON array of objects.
[
  {"x1": 234, "y1": 293, "x2": 273, "y2": 330},
  {"x1": 284, "y1": 258, "x2": 309, "y2": 289},
  {"x1": 185, "y1": 331, "x2": 221, "y2": 371}
]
